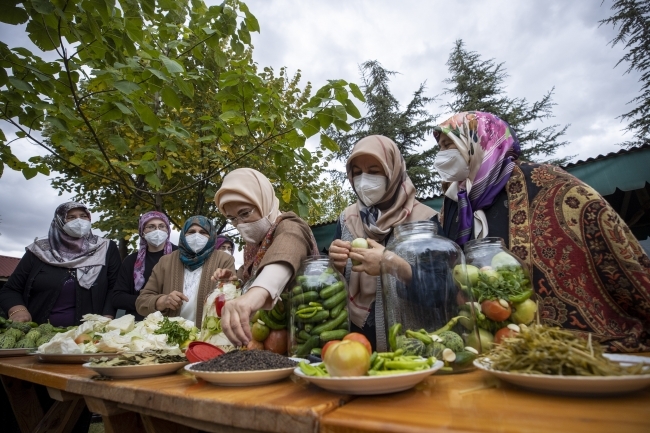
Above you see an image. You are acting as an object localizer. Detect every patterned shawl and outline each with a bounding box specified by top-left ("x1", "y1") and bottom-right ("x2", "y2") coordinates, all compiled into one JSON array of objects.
[
  {"x1": 133, "y1": 211, "x2": 174, "y2": 291},
  {"x1": 434, "y1": 112, "x2": 520, "y2": 246},
  {"x1": 178, "y1": 216, "x2": 216, "y2": 271},
  {"x1": 27, "y1": 202, "x2": 108, "y2": 289}
]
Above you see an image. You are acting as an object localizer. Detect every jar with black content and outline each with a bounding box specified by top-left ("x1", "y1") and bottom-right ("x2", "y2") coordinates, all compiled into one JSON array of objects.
[
  {"x1": 464, "y1": 237, "x2": 537, "y2": 349},
  {"x1": 380, "y1": 221, "x2": 481, "y2": 373},
  {"x1": 288, "y1": 256, "x2": 349, "y2": 358}
]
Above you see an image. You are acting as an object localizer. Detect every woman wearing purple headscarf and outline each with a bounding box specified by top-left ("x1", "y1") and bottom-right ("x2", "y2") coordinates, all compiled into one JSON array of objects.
[
  {"x1": 0, "y1": 202, "x2": 121, "y2": 326},
  {"x1": 434, "y1": 111, "x2": 650, "y2": 352},
  {"x1": 111, "y1": 212, "x2": 177, "y2": 320}
]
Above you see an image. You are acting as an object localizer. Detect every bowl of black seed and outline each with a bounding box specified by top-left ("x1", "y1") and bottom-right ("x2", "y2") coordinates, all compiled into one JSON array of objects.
[{"x1": 185, "y1": 350, "x2": 305, "y2": 386}]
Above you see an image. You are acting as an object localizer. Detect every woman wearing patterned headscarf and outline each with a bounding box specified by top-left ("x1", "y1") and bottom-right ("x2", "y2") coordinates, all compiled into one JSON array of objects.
[
  {"x1": 112, "y1": 212, "x2": 177, "y2": 320},
  {"x1": 0, "y1": 202, "x2": 121, "y2": 326},
  {"x1": 435, "y1": 111, "x2": 650, "y2": 352},
  {"x1": 213, "y1": 168, "x2": 319, "y2": 346},
  {"x1": 136, "y1": 216, "x2": 235, "y2": 326},
  {"x1": 328, "y1": 135, "x2": 438, "y2": 351}
]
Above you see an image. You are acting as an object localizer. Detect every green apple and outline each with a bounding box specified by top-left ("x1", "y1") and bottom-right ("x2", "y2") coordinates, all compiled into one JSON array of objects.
[
  {"x1": 490, "y1": 252, "x2": 520, "y2": 269},
  {"x1": 466, "y1": 327, "x2": 494, "y2": 353},
  {"x1": 350, "y1": 238, "x2": 368, "y2": 266},
  {"x1": 453, "y1": 264, "x2": 479, "y2": 288},
  {"x1": 479, "y1": 267, "x2": 500, "y2": 284},
  {"x1": 510, "y1": 299, "x2": 537, "y2": 325}
]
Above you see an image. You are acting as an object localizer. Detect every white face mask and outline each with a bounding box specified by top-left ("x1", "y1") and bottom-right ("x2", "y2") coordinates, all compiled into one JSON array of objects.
[
  {"x1": 62, "y1": 219, "x2": 91, "y2": 238},
  {"x1": 144, "y1": 230, "x2": 168, "y2": 248},
  {"x1": 434, "y1": 149, "x2": 470, "y2": 182},
  {"x1": 353, "y1": 173, "x2": 387, "y2": 206},
  {"x1": 185, "y1": 233, "x2": 209, "y2": 253},
  {"x1": 237, "y1": 216, "x2": 272, "y2": 244}
]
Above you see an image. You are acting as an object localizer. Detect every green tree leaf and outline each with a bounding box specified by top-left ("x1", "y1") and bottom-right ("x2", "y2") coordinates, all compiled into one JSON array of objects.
[
  {"x1": 109, "y1": 135, "x2": 129, "y2": 155},
  {"x1": 320, "y1": 134, "x2": 339, "y2": 152},
  {"x1": 161, "y1": 87, "x2": 181, "y2": 111},
  {"x1": 32, "y1": 0, "x2": 56, "y2": 15},
  {"x1": 349, "y1": 83, "x2": 365, "y2": 102},
  {"x1": 1, "y1": 6, "x2": 28, "y2": 24},
  {"x1": 160, "y1": 55, "x2": 185, "y2": 74},
  {"x1": 134, "y1": 103, "x2": 160, "y2": 129},
  {"x1": 113, "y1": 80, "x2": 141, "y2": 95}
]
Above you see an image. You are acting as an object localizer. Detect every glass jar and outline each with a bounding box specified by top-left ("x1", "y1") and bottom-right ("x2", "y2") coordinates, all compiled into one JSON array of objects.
[
  {"x1": 288, "y1": 256, "x2": 349, "y2": 358},
  {"x1": 380, "y1": 221, "x2": 480, "y2": 373},
  {"x1": 199, "y1": 279, "x2": 242, "y2": 353},
  {"x1": 464, "y1": 237, "x2": 537, "y2": 347}
]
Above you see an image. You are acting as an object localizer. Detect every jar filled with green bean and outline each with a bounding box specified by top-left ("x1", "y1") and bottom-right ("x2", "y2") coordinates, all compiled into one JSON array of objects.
[{"x1": 288, "y1": 256, "x2": 349, "y2": 358}]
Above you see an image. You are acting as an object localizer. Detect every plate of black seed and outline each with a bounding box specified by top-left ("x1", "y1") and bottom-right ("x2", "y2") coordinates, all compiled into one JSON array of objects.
[{"x1": 185, "y1": 350, "x2": 304, "y2": 386}]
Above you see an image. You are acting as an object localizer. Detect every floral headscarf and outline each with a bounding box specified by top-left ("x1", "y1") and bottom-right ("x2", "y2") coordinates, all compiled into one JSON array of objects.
[
  {"x1": 434, "y1": 111, "x2": 520, "y2": 245},
  {"x1": 179, "y1": 216, "x2": 216, "y2": 271},
  {"x1": 133, "y1": 211, "x2": 174, "y2": 291},
  {"x1": 27, "y1": 202, "x2": 108, "y2": 289}
]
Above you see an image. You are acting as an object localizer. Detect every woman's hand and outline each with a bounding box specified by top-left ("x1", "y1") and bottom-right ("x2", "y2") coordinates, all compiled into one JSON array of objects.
[
  {"x1": 221, "y1": 287, "x2": 269, "y2": 346},
  {"x1": 211, "y1": 268, "x2": 236, "y2": 282},
  {"x1": 155, "y1": 290, "x2": 189, "y2": 311},
  {"x1": 8, "y1": 306, "x2": 31, "y2": 323},
  {"x1": 350, "y1": 239, "x2": 385, "y2": 276},
  {"x1": 329, "y1": 239, "x2": 351, "y2": 274}
]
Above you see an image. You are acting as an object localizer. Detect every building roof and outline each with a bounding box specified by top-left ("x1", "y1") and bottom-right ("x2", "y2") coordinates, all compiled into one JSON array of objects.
[
  {"x1": 0, "y1": 255, "x2": 21, "y2": 279},
  {"x1": 562, "y1": 142, "x2": 650, "y2": 169}
]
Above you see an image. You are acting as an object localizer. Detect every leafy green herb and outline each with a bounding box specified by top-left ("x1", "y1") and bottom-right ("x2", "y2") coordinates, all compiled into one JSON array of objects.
[
  {"x1": 154, "y1": 317, "x2": 190, "y2": 347},
  {"x1": 472, "y1": 265, "x2": 531, "y2": 303}
]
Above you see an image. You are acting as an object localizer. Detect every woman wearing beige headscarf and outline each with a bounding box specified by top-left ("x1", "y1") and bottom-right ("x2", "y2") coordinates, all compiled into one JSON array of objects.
[
  {"x1": 213, "y1": 168, "x2": 319, "y2": 346},
  {"x1": 329, "y1": 135, "x2": 438, "y2": 350}
]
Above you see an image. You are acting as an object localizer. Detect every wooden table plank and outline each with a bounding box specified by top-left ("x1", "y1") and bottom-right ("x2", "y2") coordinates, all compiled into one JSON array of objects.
[
  {"x1": 0, "y1": 356, "x2": 351, "y2": 433},
  {"x1": 320, "y1": 370, "x2": 650, "y2": 433}
]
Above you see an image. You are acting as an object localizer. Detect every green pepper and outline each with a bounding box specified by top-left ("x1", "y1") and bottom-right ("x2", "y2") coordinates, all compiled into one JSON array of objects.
[
  {"x1": 508, "y1": 289, "x2": 534, "y2": 304},
  {"x1": 370, "y1": 357, "x2": 385, "y2": 372},
  {"x1": 296, "y1": 310, "x2": 330, "y2": 323},
  {"x1": 431, "y1": 316, "x2": 463, "y2": 335},
  {"x1": 388, "y1": 323, "x2": 402, "y2": 351},
  {"x1": 384, "y1": 360, "x2": 429, "y2": 370},
  {"x1": 406, "y1": 329, "x2": 433, "y2": 345}
]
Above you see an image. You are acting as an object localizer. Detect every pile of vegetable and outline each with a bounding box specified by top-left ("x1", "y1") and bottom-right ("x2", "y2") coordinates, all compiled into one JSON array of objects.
[
  {"x1": 290, "y1": 267, "x2": 349, "y2": 358},
  {"x1": 248, "y1": 301, "x2": 288, "y2": 354},
  {"x1": 299, "y1": 332, "x2": 437, "y2": 377},
  {"x1": 486, "y1": 325, "x2": 648, "y2": 376},
  {"x1": 388, "y1": 318, "x2": 478, "y2": 373},
  {"x1": 37, "y1": 312, "x2": 198, "y2": 354},
  {"x1": 88, "y1": 349, "x2": 186, "y2": 366},
  {"x1": 199, "y1": 280, "x2": 242, "y2": 351},
  {"x1": 0, "y1": 317, "x2": 65, "y2": 349},
  {"x1": 454, "y1": 252, "x2": 537, "y2": 349}
]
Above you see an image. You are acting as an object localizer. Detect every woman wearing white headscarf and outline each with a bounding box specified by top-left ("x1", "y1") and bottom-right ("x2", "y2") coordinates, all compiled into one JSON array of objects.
[{"x1": 213, "y1": 168, "x2": 319, "y2": 346}]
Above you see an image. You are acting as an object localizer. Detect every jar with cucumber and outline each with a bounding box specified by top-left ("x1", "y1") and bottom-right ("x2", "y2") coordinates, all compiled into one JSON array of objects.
[{"x1": 288, "y1": 256, "x2": 350, "y2": 358}]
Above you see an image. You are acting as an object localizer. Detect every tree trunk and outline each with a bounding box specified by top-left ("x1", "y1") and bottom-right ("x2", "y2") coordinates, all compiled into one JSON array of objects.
[{"x1": 118, "y1": 238, "x2": 129, "y2": 260}]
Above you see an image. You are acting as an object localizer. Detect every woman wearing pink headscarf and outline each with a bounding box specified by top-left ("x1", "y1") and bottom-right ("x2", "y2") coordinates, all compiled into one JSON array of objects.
[
  {"x1": 111, "y1": 211, "x2": 177, "y2": 320},
  {"x1": 434, "y1": 111, "x2": 650, "y2": 352}
]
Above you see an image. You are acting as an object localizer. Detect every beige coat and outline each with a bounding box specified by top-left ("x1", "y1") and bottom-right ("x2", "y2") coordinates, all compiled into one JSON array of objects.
[{"x1": 136, "y1": 250, "x2": 236, "y2": 328}]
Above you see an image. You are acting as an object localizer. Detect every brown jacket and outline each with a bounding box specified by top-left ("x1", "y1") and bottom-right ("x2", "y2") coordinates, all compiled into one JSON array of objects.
[
  {"x1": 135, "y1": 250, "x2": 236, "y2": 328},
  {"x1": 238, "y1": 212, "x2": 317, "y2": 283}
]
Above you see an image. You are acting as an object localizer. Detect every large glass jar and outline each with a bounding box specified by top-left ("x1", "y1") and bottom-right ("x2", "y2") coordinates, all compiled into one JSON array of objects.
[
  {"x1": 380, "y1": 221, "x2": 481, "y2": 373},
  {"x1": 288, "y1": 256, "x2": 349, "y2": 358},
  {"x1": 464, "y1": 237, "x2": 537, "y2": 348}
]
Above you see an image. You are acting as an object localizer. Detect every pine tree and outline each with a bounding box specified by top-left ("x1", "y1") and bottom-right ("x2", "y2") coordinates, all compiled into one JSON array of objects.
[
  {"x1": 601, "y1": 0, "x2": 650, "y2": 146},
  {"x1": 330, "y1": 61, "x2": 439, "y2": 197},
  {"x1": 442, "y1": 40, "x2": 570, "y2": 164}
]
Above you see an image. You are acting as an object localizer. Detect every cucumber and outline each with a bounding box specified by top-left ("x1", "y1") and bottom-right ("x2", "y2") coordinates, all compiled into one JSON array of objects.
[
  {"x1": 311, "y1": 309, "x2": 348, "y2": 335},
  {"x1": 292, "y1": 291, "x2": 319, "y2": 306},
  {"x1": 319, "y1": 281, "x2": 345, "y2": 299},
  {"x1": 259, "y1": 310, "x2": 286, "y2": 330},
  {"x1": 320, "y1": 329, "x2": 349, "y2": 343},
  {"x1": 295, "y1": 310, "x2": 330, "y2": 323},
  {"x1": 298, "y1": 330, "x2": 311, "y2": 341},
  {"x1": 330, "y1": 300, "x2": 346, "y2": 319},
  {"x1": 295, "y1": 335, "x2": 320, "y2": 357},
  {"x1": 310, "y1": 347, "x2": 322, "y2": 356},
  {"x1": 322, "y1": 289, "x2": 347, "y2": 310}
]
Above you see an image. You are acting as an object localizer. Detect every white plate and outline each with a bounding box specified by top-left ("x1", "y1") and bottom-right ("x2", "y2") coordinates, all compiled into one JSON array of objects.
[
  {"x1": 0, "y1": 348, "x2": 35, "y2": 358},
  {"x1": 34, "y1": 352, "x2": 122, "y2": 364},
  {"x1": 82, "y1": 361, "x2": 188, "y2": 379},
  {"x1": 293, "y1": 361, "x2": 444, "y2": 395},
  {"x1": 473, "y1": 355, "x2": 650, "y2": 396},
  {"x1": 184, "y1": 358, "x2": 302, "y2": 386}
]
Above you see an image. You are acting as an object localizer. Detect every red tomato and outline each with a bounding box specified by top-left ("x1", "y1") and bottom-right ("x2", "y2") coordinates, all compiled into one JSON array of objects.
[
  {"x1": 481, "y1": 300, "x2": 512, "y2": 322},
  {"x1": 343, "y1": 332, "x2": 372, "y2": 355},
  {"x1": 263, "y1": 329, "x2": 288, "y2": 354},
  {"x1": 494, "y1": 327, "x2": 518, "y2": 345},
  {"x1": 321, "y1": 340, "x2": 341, "y2": 359},
  {"x1": 324, "y1": 340, "x2": 370, "y2": 377}
]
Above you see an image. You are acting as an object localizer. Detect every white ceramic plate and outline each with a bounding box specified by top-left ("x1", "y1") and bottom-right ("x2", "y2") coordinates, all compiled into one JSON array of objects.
[
  {"x1": 184, "y1": 358, "x2": 302, "y2": 386},
  {"x1": 34, "y1": 352, "x2": 122, "y2": 364},
  {"x1": 473, "y1": 355, "x2": 650, "y2": 396},
  {"x1": 293, "y1": 361, "x2": 444, "y2": 395},
  {"x1": 82, "y1": 361, "x2": 188, "y2": 379},
  {"x1": 0, "y1": 348, "x2": 35, "y2": 358}
]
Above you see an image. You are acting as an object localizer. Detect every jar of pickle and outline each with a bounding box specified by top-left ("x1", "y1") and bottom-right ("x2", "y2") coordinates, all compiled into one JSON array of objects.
[
  {"x1": 288, "y1": 256, "x2": 349, "y2": 358},
  {"x1": 380, "y1": 221, "x2": 481, "y2": 373},
  {"x1": 464, "y1": 237, "x2": 537, "y2": 347}
]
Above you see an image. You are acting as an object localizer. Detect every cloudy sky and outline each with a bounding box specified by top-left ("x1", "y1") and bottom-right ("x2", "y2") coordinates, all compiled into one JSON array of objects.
[{"x1": 0, "y1": 0, "x2": 644, "y2": 261}]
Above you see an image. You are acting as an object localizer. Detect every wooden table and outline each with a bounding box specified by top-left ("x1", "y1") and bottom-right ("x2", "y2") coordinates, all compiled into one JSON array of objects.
[
  {"x1": 2, "y1": 355, "x2": 650, "y2": 433},
  {"x1": 0, "y1": 355, "x2": 350, "y2": 433}
]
